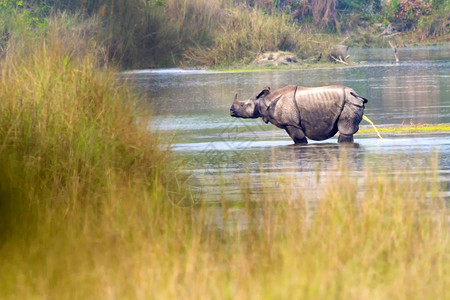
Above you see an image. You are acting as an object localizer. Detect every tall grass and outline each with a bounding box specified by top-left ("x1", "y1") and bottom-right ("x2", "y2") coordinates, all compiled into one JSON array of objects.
[
  {"x1": 2, "y1": 0, "x2": 339, "y2": 68},
  {"x1": 183, "y1": 7, "x2": 297, "y2": 66},
  {"x1": 183, "y1": 6, "x2": 340, "y2": 67},
  {"x1": 1, "y1": 140, "x2": 449, "y2": 298},
  {"x1": 2, "y1": 1, "x2": 448, "y2": 69},
  {"x1": 96, "y1": 0, "x2": 225, "y2": 68},
  {"x1": 0, "y1": 14, "x2": 189, "y2": 298}
]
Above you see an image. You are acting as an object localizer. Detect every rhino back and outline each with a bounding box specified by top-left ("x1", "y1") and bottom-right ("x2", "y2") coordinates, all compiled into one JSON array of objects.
[{"x1": 295, "y1": 86, "x2": 345, "y2": 140}]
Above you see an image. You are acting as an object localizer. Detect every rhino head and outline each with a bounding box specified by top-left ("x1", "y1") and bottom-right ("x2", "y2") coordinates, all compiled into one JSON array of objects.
[{"x1": 230, "y1": 87, "x2": 271, "y2": 119}]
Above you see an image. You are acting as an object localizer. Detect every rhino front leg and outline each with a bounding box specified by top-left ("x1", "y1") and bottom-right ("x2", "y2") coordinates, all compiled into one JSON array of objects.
[
  {"x1": 337, "y1": 103, "x2": 364, "y2": 143},
  {"x1": 285, "y1": 125, "x2": 308, "y2": 144},
  {"x1": 338, "y1": 133, "x2": 354, "y2": 143}
]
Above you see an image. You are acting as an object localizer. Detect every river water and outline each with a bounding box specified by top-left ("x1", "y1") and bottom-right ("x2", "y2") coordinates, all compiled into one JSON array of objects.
[{"x1": 122, "y1": 45, "x2": 450, "y2": 201}]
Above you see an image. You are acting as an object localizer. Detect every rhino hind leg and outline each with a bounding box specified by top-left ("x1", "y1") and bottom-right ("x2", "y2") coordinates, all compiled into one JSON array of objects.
[{"x1": 285, "y1": 125, "x2": 308, "y2": 144}]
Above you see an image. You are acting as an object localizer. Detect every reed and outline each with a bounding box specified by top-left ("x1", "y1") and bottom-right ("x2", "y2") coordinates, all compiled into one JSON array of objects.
[
  {"x1": 2, "y1": 1, "x2": 448, "y2": 69},
  {"x1": 5, "y1": 0, "x2": 337, "y2": 68},
  {"x1": 96, "y1": 0, "x2": 226, "y2": 68},
  {"x1": 2, "y1": 142, "x2": 448, "y2": 299},
  {"x1": 0, "y1": 14, "x2": 190, "y2": 298}
]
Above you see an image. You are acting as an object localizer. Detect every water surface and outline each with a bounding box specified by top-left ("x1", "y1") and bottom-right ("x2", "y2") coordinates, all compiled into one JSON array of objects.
[{"x1": 123, "y1": 45, "x2": 450, "y2": 201}]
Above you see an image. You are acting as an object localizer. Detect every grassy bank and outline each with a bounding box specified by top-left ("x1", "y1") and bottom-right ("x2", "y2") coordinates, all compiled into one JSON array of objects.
[
  {"x1": 1, "y1": 0, "x2": 448, "y2": 69},
  {"x1": 213, "y1": 62, "x2": 341, "y2": 72}
]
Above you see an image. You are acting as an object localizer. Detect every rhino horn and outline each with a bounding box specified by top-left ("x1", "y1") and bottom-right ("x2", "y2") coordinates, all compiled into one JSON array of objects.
[{"x1": 234, "y1": 93, "x2": 239, "y2": 103}]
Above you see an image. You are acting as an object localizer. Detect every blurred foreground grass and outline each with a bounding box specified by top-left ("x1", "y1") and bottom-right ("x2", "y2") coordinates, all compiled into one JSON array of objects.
[{"x1": 0, "y1": 13, "x2": 449, "y2": 300}]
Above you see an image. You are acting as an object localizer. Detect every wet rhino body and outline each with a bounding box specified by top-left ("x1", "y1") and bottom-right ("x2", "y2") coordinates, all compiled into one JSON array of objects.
[{"x1": 230, "y1": 85, "x2": 368, "y2": 143}]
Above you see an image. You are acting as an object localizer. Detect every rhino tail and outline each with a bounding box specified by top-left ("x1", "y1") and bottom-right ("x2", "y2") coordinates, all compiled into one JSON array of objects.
[{"x1": 350, "y1": 91, "x2": 368, "y2": 103}]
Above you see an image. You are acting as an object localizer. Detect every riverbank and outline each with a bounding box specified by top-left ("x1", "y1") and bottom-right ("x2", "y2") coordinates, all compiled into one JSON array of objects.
[
  {"x1": 1, "y1": 1, "x2": 448, "y2": 70},
  {"x1": 213, "y1": 60, "x2": 349, "y2": 72}
]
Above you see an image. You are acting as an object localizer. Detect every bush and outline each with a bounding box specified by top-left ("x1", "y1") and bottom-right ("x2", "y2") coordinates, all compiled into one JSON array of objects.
[
  {"x1": 416, "y1": 4, "x2": 450, "y2": 40},
  {"x1": 395, "y1": 0, "x2": 432, "y2": 30}
]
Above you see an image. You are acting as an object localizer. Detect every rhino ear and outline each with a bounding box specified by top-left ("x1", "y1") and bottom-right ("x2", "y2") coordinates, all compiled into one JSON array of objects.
[{"x1": 256, "y1": 87, "x2": 270, "y2": 99}]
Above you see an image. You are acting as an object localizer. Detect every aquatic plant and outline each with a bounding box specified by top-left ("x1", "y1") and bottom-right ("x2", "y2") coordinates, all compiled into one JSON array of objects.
[{"x1": 359, "y1": 123, "x2": 450, "y2": 135}]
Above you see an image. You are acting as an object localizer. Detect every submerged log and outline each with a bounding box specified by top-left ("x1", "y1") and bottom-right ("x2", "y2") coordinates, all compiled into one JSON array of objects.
[{"x1": 388, "y1": 41, "x2": 399, "y2": 63}]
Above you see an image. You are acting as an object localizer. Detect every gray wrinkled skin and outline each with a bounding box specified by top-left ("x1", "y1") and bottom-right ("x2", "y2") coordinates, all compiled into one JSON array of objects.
[{"x1": 230, "y1": 85, "x2": 368, "y2": 144}]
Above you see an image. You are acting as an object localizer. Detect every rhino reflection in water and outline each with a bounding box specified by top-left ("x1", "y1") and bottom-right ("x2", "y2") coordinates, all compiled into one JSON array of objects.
[{"x1": 230, "y1": 85, "x2": 368, "y2": 144}]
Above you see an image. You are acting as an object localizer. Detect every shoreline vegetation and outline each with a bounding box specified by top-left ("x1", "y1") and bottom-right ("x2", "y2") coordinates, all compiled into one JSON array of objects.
[
  {"x1": 0, "y1": 0, "x2": 448, "y2": 70},
  {"x1": 0, "y1": 1, "x2": 449, "y2": 299}
]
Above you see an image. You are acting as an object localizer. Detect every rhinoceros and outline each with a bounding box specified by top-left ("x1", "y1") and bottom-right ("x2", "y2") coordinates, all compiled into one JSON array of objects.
[{"x1": 230, "y1": 85, "x2": 368, "y2": 143}]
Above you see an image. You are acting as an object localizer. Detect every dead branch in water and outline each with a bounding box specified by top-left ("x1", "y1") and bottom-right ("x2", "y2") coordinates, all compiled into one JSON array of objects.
[
  {"x1": 330, "y1": 54, "x2": 348, "y2": 65},
  {"x1": 388, "y1": 41, "x2": 399, "y2": 63}
]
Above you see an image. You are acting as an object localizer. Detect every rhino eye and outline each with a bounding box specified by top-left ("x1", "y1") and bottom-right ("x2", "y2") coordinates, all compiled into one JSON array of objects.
[{"x1": 240, "y1": 103, "x2": 244, "y2": 107}]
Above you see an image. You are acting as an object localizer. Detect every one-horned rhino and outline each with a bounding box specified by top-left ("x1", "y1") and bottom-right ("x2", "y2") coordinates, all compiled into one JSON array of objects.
[{"x1": 230, "y1": 85, "x2": 368, "y2": 143}]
